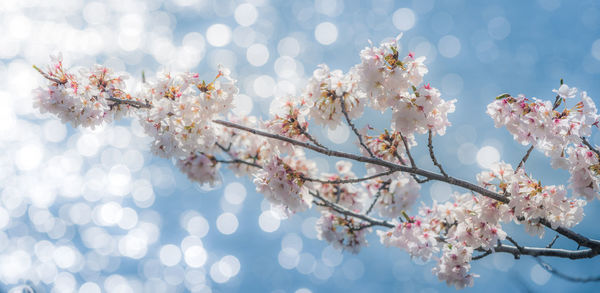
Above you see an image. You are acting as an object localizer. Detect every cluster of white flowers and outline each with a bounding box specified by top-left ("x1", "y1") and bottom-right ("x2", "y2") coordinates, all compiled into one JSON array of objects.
[
  {"x1": 316, "y1": 211, "x2": 370, "y2": 254},
  {"x1": 253, "y1": 154, "x2": 314, "y2": 215},
  {"x1": 353, "y1": 36, "x2": 456, "y2": 136},
  {"x1": 566, "y1": 145, "x2": 600, "y2": 200},
  {"x1": 265, "y1": 96, "x2": 311, "y2": 153},
  {"x1": 364, "y1": 172, "x2": 420, "y2": 218},
  {"x1": 477, "y1": 162, "x2": 585, "y2": 237},
  {"x1": 303, "y1": 65, "x2": 365, "y2": 129},
  {"x1": 487, "y1": 85, "x2": 600, "y2": 199},
  {"x1": 215, "y1": 115, "x2": 272, "y2": 177},
  {"x1": 176, "y1": 153, "x2": 221, "y2": 187},
  {"x1": 318, "y1": 161, "x2": 366, "y2": 211},
  {"x1": 378, "y1": 218, "x2": 439, "y2": 261},
  {"x1": 141, "y1": 67, "x2": 237, "y2": 159},
  {"x1": 487, "y1": 85, "x2": 598, "y2": 155},
  {"x1": 428, "y1": 193, "x2": 508, "y2": 250},
  {"x1": 431, "y1": 244, "x2": 477, "y2": 290},
  {"x1": 34, "y1": 54, "x2": 138, "y2": 128}
]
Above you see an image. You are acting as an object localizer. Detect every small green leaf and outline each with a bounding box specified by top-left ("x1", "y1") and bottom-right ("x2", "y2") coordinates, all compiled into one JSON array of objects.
[{"x1": 495, "y1": 93, "x2": 510, "y2": 100}]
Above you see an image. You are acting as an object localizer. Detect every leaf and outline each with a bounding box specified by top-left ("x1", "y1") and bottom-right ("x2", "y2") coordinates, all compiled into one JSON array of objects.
[{"x1": 495, "y1": 93, "x2": 510, "y2": 100}]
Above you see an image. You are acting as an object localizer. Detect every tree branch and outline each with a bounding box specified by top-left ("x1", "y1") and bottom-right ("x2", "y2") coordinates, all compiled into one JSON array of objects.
[
  {"x1": 515, "y1": 145, "x2": 534, "y2": 172},
  {"x1": 535, "y1": 257, "x2": 600, "y2": 282},
  {"x1": 478, "y1": 243, "x2": 599, "y2": 260},
  {"x1": 213, "y1": 119, "x2": 510, "y2": 203},
  {"x1": 213, "y1": 119, "x2": 600, "y2": 251},
  {"x1": 302, "y1": 169, "x2": 395, "y2": 184},
  {"x1": 428, "y1": 130, "x2": 447, "y2": 177},
  {"x1": 311, "y1": 191, "x2": 394, "y2": 228}
]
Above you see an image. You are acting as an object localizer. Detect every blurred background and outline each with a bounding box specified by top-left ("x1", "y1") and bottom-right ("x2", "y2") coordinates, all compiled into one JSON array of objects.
[{"x1": 1, "y1": 0, "x2": 600, "y2": 292}]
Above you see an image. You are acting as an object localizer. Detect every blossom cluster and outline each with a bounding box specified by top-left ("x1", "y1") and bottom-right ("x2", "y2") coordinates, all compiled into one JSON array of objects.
[
  {"x1": 477, "y1": 162, "x2": 585, "y2": 237},
  {"x1": 317, "y1": 161, "x2": 366, "y2": 211},
  {"x1": 364, "y1": 172, "x2": 420, "y2": 218},
  {"x1": 353, "y1": 37, "x2": 456, "y2": 136},
  {"x1": 487, "y1": 85, "x2": 600, "y2": 199},
  {"x1": 34, "y1": 54, "x2": 139, "y2": 128},
  {"x1": 316, "y1": 211, "x2": 371, "y2": 254},
  {"x1": 432, "y1": 244, "x2": 477, "y2": 290},
  {"x1": 141, "y1": 67, "x2": 237, "y2": 159},
  {"x1": 253, "y1": 152, "x2": 315, "y2": 215}
]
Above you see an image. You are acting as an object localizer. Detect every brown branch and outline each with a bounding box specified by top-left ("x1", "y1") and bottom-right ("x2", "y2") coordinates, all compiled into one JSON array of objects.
[
  {"x1": 302, "y1": 169, "x2": 395, "y2": 184},
  {"x1": 215, "y1": 159, "x2": 262, "y2": 169},
  {"x1": 213, "y1": 119, "x2": 510, "y2": 203},
  {"x1": 339, "y1": 95, "x2": 374, "y2": 158},
  {"x1": 477, "y1": 243, "x2": 599, "y2": 260},
  {"x1": 535, "y1": 257, "x2": 600, "y2": 282},
  {"x1": 399, "y1": 131, "x2": 416, "y2": 168},
  {"x1": 33, "y1": 65, "x2": 65, "y2": 84},
  {"x1": 311, "y1": 191, "x2": 394, "y2": 228},
  {"x1": 297, "y1": 126, "x2": 327, "y2": 149},
  {"x1": 428, "y1": 130, "x2": 447, "y2": 177},
  {"x1": 515, "y1": 145, "x2": 534, "y2": 172},
  {"x1": 366, "y1": 180, "x2": 390, "y2": 215}
]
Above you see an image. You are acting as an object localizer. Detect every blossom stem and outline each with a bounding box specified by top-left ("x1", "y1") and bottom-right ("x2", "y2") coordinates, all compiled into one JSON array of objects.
[
  {"x1": 515, "y1": 145, "x2": 534, "y2": 173},
  {"x1": 339, "y1": 94, "x2": 375, "y2": 158},
  {"x1": 311, "y1": 191, "x2": 394, "y2": 228},
  {"x1": 301, "y1": 169, "x2": 395, "y2": 184},
  {"x1": 428, "y1": 130, "x2": 447, "y2": 177}
]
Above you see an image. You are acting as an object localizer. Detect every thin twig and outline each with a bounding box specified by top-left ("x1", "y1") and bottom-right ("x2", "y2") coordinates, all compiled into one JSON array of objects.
[
  {"x1": 33, "y1": 65, "x2": 65, "y2": 84},
  {"x1": 547, "y1": 235, "x2": 560, "y2": 249},
  {"x1": 339, "y1": 94, "x2": 374, "y2": 158},
  {"x1": 302, "y1": 169, "x2": 395, "y2": 184},
  {"x1": 297, "y1": 126, "x2": 327, "y2": 149},
  {"x1": 515, "y1": 145, "x2": 534, "y2": 172},
  {"x1": 366, "y1": 181, "x2": 390, "y2": 215},
  {"x1": 535, "y1": 257, "x2": 600, "y2": 282},
  {"x1": 311, "y1": 191, "x2": 394, "y2": 228},
  {"x1": 428, "y1": 130, "x2": 447, "y2": 177},
  {"x1": 399, "y1": 131, "x2": 416, "y2": 168},
  {"x1": 472, "y1": 250, "x2": 492, "y2": 261},
  {"x1": 215, "y1": 159, "x2": 262, "y2": 169}
]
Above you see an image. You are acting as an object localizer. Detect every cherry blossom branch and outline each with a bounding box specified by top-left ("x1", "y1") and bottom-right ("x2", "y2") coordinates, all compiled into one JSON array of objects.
[
  {"x1": 297, "y1": 126, "x2": 327, "y2": 149},
  {"x1": 428, "y1": 130, "x2": 447, "y2": 177},
  {"x1": 311, "y1": 191, "x2": 394, "y2": 228},
  {"x1": 213, "y1": 119, "x2": 509, "y2": 203},
  {"x1": 478, "y1": 243, "x2": 599, "y2": 260},
  {"x1": 339, "y1": 95, "x2": 375, "y2": 158},
  {"x1": 302, "y1": 169, "x2": 395, "y2": 184},
  {"x1": 33, "y1": 65, "x2": 65, "y2": 84},
  {"x1": 213, "y1": 119, "x2": 600, "y2": 251}
]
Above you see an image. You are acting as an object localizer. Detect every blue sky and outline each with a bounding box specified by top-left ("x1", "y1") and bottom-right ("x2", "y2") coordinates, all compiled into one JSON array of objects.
[{"x1": 1, "y1": 0, "x2": 600, "y2": 292}]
